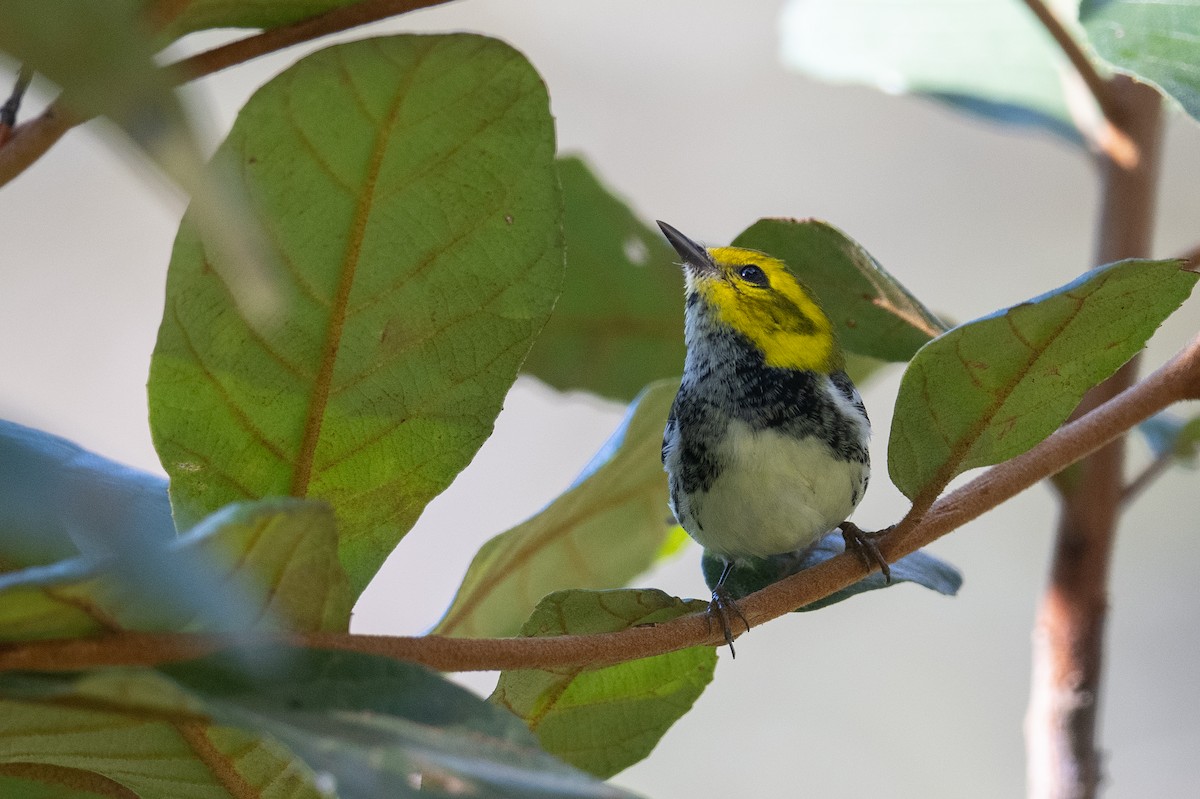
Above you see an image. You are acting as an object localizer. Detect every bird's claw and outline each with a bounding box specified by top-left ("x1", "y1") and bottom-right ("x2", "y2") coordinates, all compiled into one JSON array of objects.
[
  {"x1": 840, "y1": 522, "x2": 893, "y2": 584},
  {"x1": 707, "y1": 585, "x2": 750, "y2": 657}
]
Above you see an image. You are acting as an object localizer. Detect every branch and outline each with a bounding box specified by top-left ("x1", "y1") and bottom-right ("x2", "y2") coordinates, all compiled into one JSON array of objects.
[
  {"x1": 0, "y1": 0, "x2": 455, "y2": 187},
  {"x1": 1021, "y1": 0, "x2": 1120, "y2": 123},
  {"x1": 1027, "y1": 74, "x2": 1164, "y2": 799},
  {"x1": 3, "y1": 333, "x2": 1197, "y2": 674}
]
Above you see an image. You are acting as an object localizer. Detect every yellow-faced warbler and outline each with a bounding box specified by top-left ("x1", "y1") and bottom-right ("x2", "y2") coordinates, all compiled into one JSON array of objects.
[{"x1": 657, "y1": 221, "x2": 888, "y2": 651}]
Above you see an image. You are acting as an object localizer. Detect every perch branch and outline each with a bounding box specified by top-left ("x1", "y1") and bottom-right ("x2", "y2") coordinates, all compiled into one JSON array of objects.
[{"x1": 2, "y1": 332, "x2": 1197, "y2": 674}]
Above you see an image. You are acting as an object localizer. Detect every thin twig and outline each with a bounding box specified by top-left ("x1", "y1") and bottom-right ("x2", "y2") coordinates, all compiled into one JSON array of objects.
[
  {"x1": 3, "y1": 332, "x2": 1197, "y2": 674},
  {"x1": 0, "y1": 66, "x2": 34, "y2": 147},
  {"x1": 1021, "y1": 0, "x2": 1120, "y2": 124},
  {"x1": 0, "y1": 0, "x2": 455, "y2": 187},
  {"x1": 1119, "y1": 453, "x2": 1175, "y2": 506}
]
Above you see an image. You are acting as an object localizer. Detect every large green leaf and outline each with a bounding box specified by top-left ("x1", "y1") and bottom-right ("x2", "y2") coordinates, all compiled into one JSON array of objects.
[
  {"x1": 0, "y1": 499, "x2": 351, "y2": 641},
  {"x1": 0, "y1": 669, "x2": 325, "y2": 798},
  {"x1": 1080, "y1": 0, "x2": 1200, "y2": 122},
  {"x1": 163, "y1": 648, "x2": 638, "y2": 799},
  {"x1": 521, "y1": 156, "x2": 686, "y2": 401},
  {"x1": 780, "y1": 0, "x2": 1093, "y2": 141},
  {"x1": 733, "y1": 218, "x2": 947, "y2": 362},
  {"x1": 491, "y1": 589, "x2": 716, "y2": 779},
  {"x1": 434, "y1": 381, "x2": 678, "y2": 638},
  {"x1": 149, "y1": 34, "x2": 562, "y2": 596},
  {"x1": 889, "y1": 259, "x2": 1198, "y2": 502}
]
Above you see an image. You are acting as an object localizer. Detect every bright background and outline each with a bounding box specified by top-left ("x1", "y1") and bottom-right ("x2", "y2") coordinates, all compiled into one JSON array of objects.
[{"x1": 3, "y1": 2, "x2": 1199, "y2": 796}]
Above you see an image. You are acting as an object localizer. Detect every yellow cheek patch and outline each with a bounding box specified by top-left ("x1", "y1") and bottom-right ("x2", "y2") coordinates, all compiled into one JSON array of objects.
[{"x1": 697, "y1": 248, "x2": 839, "y2": 373}]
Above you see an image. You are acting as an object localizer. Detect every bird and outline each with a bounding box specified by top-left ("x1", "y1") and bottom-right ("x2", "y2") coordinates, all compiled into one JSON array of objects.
[{"x1": 656, "y1": 221, "x2": 887, "y2": 652}]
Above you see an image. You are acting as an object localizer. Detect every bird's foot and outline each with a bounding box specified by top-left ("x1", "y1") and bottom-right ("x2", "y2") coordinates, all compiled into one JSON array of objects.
[
  {"x1": 840, "y1": 522, "x2": 893, "y2": 584},
  {"x1": 707, "y1": 585, "x2": 751, "y2": 658}
]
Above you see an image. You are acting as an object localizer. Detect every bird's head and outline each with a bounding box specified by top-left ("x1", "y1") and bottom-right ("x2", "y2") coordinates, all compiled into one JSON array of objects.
[{"x1": 657, "y1": 221, "x2": 839, "y2": 373}]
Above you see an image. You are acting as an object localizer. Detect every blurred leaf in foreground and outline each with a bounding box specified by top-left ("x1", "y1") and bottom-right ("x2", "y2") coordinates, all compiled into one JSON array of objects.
[
  {"x1": 165, "y1": 647, "x2": 637, "y2": 799},
  {"x1": 0, "y1": 498, "x2": 350, "y2": 641},
  {"x1": 0, "y1": 669, "x2": 324, "y2": 798},
  {"x1": 0, "y1": 420, "x2": 173, "y2": 570}
]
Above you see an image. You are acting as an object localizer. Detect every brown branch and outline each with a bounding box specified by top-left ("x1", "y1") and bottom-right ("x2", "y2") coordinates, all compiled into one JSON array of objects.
[
  {"x1": 3, "y1": 332, "x2": 1197, "y2": 675},
  {"x1": 1027, "y1": 75, "x2": 1164, "y2": 799},
  {"x1": 1021, "y1": 0, "x2": 1120, "y2": 124},
  {"x1": 0, "y1": 0, "x2": 456, "y2": 187}
]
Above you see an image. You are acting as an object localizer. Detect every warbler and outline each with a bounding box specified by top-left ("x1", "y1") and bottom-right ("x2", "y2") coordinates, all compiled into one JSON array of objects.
[{"x1": 657, "y1": 221, "x2": 887, "y2": 649}]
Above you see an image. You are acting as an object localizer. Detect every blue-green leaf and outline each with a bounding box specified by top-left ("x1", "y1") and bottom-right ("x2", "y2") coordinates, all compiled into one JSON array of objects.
[
  {"x1": 780, "y1": 0, "x2": 1095, "y2": 143},
  {"x1": 1081, "y1": 0, "x2": 1200, "y2": 122}
]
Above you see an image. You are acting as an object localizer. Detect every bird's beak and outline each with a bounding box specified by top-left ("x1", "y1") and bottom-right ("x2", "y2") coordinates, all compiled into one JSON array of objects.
[{"x1": 657, "y1": 221, "x2": 717, "y2": 275}]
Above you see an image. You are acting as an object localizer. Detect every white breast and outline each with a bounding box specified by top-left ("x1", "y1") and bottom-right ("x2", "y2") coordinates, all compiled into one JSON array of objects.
[{"x1": 686, "y1": 420, "x2": 869, "y2": 559}]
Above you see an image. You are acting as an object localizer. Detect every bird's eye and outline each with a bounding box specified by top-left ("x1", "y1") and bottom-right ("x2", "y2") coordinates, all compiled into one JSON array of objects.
[{"x1": 737, "y1": 264, "x2": 769, "y2": 287}]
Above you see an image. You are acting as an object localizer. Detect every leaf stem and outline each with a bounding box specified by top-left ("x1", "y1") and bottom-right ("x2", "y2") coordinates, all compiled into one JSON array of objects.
[
  {"x1": 1020, "y1": 0, "x2": 1119, "y2": 123},
  {"x1": 1118, "y1": 451, "x2": 1174, "y2": 506},
  {"x1": 0, "y1": 0, "x2": 455, "y2": 187},
  {"x1": 3, "y1": 332, "x2": 1197, "y2": 674}
]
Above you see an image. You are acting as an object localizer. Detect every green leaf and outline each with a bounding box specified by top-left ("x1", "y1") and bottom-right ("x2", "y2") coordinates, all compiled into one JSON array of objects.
[
  {"x1": 148, "y1": 0, "x2": 360, "y2": 41},
  {"x1": 434, "y1": 380, "x2": 678, "y2": 638},
  {"x1": 701, "y1": 531, "x2": 962, "y2": 612},
  {"x1": 889, "y1": 259, "x2": 1198, "y2": 502},
  {"x1": 0, "y1": 772, "x2": 113, "y2": 799},
  {"x1": 491, "y1": 589, "x2": 715, "y2": 779},
  {"x1": 148, "y1": 34, "x2": 563, "y2": 597},
  {"x1": 733, "y1": 218, "x2": 947, "y2": 362},
  {"x1": 521, "y1": 156, "x2": 686, "y2": 401},
  {"x1": 0, "y1": 669, "x2": 325, "y2": 799},
  {"x1": 780, "y1": 0, "x2": 1094, "y2": 142},
  {"x1": 163, "y1": 648, "x2": 638, "y2": 799},
  {"x1": 0, "y1": 420, "x2": 173, "y2": 571},
  {"x1": 1081, "y1": 0, "x2": 1200, "y2": 122},
  {"x1": 0, "y1": 499, "x2": 351, "y2": 641}
]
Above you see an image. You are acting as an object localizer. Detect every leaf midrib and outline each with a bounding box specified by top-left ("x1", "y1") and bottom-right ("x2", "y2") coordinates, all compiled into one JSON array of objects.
[{"x1": 289, "y1": 46, "x2": 429, "y2": 498}]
